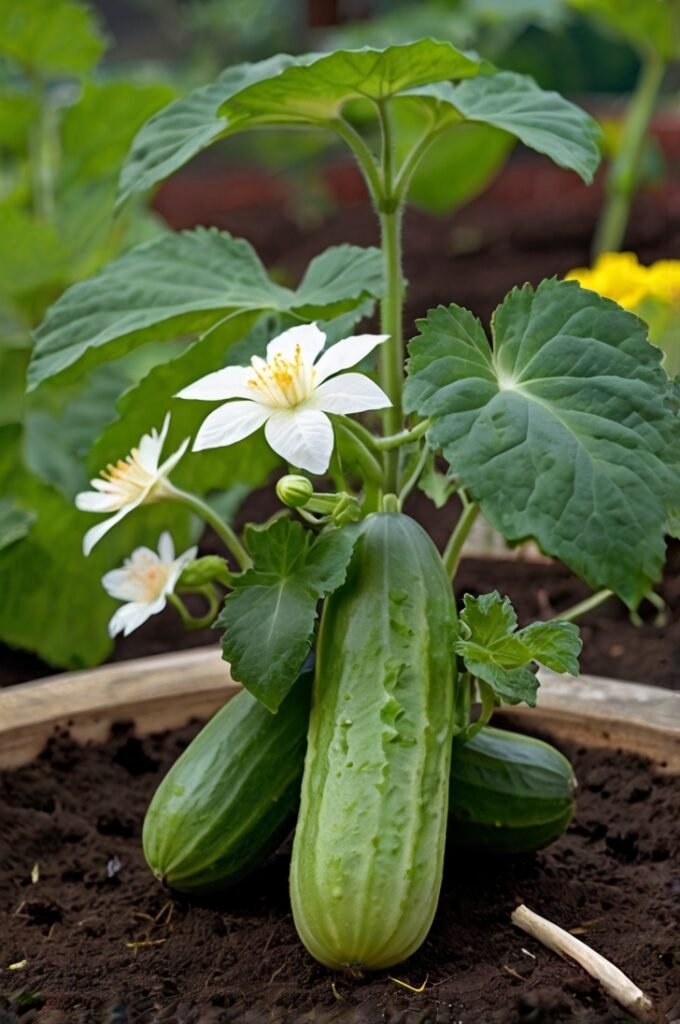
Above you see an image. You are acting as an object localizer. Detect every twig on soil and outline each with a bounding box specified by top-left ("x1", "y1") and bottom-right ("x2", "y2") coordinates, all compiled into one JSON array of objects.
[
  {"x1": 124, "y1": 938, "x2": 166, "y2": 950},
  {"x1": 570, "y1": 916, "x2": 605, "y2": 935},
  {"x1": 331, "y1": 981, "x2": 348, "y2": 1002},
  {"x1": 511, "y1": 904, "x2": 657, "y2": 1024},
  {"x1": 502, "y1": 965, "x2": 525, "y2": 982},
  {"x1": 388, "y1": 973, "x2": 429, "y2": 993}
]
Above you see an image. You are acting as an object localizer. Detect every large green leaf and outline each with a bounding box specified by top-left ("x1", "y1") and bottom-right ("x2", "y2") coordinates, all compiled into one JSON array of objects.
[
  {"x1": 0, "y1": 470, "x2": 193, "y2": 668},
  {"x1": 406, "y1": 71, "x2": 601, "y2": 184},
  {"x1": 217, "y1": 517, "x2": 360, "y2": 711},
  {"x1": 28, "y1": 232, "x2": 383, "y2": 389},
  {"x1": 455, "y1": 591, "x2": 581, "y2": 706},
  {"x1": 0, "y1": 0, "x2": 105, "y2": 75},
  {"x1": 405, "y1": 279, "x2": 678, "y2": 607},
  {"x1": 569, "y1": 0, "x2": 680, "y2": 60},
  {"x1": 118, "y1": 41, "x2": 481, "y2": 203},
  {"x1": 0, "y1": 91, "x2": 38, "y2": 154}
]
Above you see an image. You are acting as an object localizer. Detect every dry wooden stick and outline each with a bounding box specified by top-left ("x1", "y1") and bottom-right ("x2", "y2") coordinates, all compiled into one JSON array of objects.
[{"x1": 511, "y1": 904, "x2": 657, "y2": 1024}]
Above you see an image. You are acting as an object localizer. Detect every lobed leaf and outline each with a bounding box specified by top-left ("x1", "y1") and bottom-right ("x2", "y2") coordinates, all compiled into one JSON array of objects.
[
  {"x1": 405, "y1": 278, "x2": 679, "y2": 606},
  {"x1": 29, "y1": 233, "x2": 382, "y2": 389},
  {"x1": 118, "y1": 41, "x2": 481, "y2": 203},
  {"x1": 0, "y1": 500, "x2": 36, "y2": 551},
  {"x1": 455, "y1": 591, "x2": 581, "y2": 706},
  {"x1": 0, "y1": 0, "x2": 105, "y2": 75},
  {"x1": 217, "y1": 518, "x2": 360, "y2": 711},
  {"x1": 407, "y1": 71, "x2": 602, "y2": 184}
]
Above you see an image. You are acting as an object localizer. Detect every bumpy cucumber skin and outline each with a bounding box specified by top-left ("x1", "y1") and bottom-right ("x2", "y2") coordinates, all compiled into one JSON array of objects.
[
  {"x1": 142, "y1": 672, "x2": 311, "y2": 894},
  {"x1": 290, "y1": 513, "x2": 457, "y2": 971},
  {"x1": 448, "y1": 726, "x2": 576, "y2": 854}
]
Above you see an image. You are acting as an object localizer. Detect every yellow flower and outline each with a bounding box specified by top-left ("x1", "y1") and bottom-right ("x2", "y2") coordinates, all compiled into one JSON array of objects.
[
  {"x1": 646, "y1": 260, "x2": 680, "y2": 305},
  {"x1": 565, "y1": 252, "x2": 649, "y2": 310}
]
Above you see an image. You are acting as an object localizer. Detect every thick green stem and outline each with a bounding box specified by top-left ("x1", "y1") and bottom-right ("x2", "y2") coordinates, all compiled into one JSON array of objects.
[
  {"x1": 170, "y1": 487, "x2": 251, "y2": 571},
  {"x1": 557, "y1": 588, "x2": 613, "y2": 623},
  {"x1": 442, "y1": 502, "x2": 480, "y2": 581},
  {"x1": 397, "y1": 442, "x2": 430, "y2": 510},
  {"x1": 375, "y1": 419, "x2": 429, "y2": 450},
  {"x1": 27, "y1": 71, "x2": 56, "y2": 222},
  {"x1": 169, "y1": 586, "x2": 219, "y2": 630},
  {"x1": 592, "y1": 52, "x2": 665, "y2": 257}
]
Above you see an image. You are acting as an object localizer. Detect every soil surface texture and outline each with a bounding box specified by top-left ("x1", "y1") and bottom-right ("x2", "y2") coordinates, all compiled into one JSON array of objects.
[{"x1": 0, "y1": 720, "x2": 678, "y2": 1024}]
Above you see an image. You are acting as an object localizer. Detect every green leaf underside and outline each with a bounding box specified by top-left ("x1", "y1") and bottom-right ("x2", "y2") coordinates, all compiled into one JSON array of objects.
[
  {"x1": 406, "y1": 71, "x2": 601, "y2": 184},
  {"x1": 0, "y1": 500, "x2": 36, "y2": 551},
  {"x1": 28, "y1": 233, "x2": 383, "y2": 389},
  {"x1": 118, "y1": 41, "x2": 482, "y2": 202},
  {"x1": 217, "y1": 518, "x2": 360, "y2": 711},
  {"x1": 405, "y1": 279, "x2": 679, "y2": 607},
  {"x1": 455, "y1": 591, "x2": 581, "y2": 706}
]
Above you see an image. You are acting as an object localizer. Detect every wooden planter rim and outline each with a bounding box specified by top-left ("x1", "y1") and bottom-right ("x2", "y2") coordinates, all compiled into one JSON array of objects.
[{"x1": 0, "y1": 647, "x2": 678, "y2": 771}]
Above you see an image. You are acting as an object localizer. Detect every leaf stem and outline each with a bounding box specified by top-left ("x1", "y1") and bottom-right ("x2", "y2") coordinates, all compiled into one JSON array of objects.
[
  {"x1": 169, "y1": 586, "x2": 220, "y2": 630},
  {"x1": 442, "y1": 501, "x2": 480, "y2": 581},
  {"x1": 334, "y1": 420, "x2": 384, "y2": 487},
  {"x1": 374, "y1": 419, "x2": 430, "y2": 450},
  {"x1": 330, "y1": 116, "x2": 384, "y2": 203},
  {"x1": 592, "y1": 51, "x2": 665, "y2": 257},
  {"x1": 557, "y1": 588, "x2": 613, "y2": 623},
  {"x1": 397, "y1": 442, "x2": 430, "y2": 509},
  {"x1": 169, "y1": 487, "x2": 251, "y2": 570},
  {"x1": 461, "y1": 680, "x2": 496, "y2": 742}
]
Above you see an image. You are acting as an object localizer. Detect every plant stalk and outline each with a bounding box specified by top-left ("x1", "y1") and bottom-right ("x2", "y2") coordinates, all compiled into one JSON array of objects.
[
  {"x1": 442, "y1": 501, "x2": 480, "y2": 581},
  {"x1": 170, "y1": 488, "x2": 251, "y2": 571},
  {"x1": 592, "y1": 52, "x2": 665, "y2": 257},
  {"x1": 558, "y1": 588, "x2": 613, "y2": 623}
]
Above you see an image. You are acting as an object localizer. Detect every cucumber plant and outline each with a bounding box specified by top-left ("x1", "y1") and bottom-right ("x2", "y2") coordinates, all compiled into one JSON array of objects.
[{"x1": 30, "y1": 38, "x2": 679, "y2": 972}]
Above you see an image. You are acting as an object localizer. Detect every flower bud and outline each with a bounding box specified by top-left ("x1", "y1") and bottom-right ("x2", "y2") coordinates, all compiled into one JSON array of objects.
[{"x1": 276, "y1": 474, "x2": 314, "y2": 508}]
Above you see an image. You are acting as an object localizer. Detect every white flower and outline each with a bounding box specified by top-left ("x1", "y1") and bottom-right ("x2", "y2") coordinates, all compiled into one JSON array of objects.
[
  {"x1": 103, "y1": 532, "x2": 197, "y2": 638},
  {"x1": 75, "y1": 414, "x2": 189, "y2": 556},
  {"x1": 176, "y1": 322, "x2": 391, "y2": 475}
]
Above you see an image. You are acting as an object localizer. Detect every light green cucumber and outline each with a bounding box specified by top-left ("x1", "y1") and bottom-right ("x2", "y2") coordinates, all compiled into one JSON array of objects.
[
  {"x1": 448, "y1": 726, "x2": 576, "y2": 854},
  {"x1": 290, "y1": 512, "x2": 457, "y2": 971},
  {"x1": 142, "y1": 669, "x2": 311, "y2": 893}
]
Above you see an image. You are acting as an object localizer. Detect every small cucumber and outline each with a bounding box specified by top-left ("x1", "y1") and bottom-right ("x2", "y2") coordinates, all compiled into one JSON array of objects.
[
  {"x1": 290, "y1": 512, "x2": 457, "y2": 970},
  {"x1": 448, "y1": 726, "x2": 576, "y2": 854},
  {"x1": 142, "y1": 670, "x2": 311, "y2": 893}
]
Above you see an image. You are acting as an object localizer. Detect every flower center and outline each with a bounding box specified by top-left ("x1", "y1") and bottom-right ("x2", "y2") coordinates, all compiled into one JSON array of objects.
[
  {"x1": 247, "y1": 344, "x2": 314, "y2": 408},
  {"x1": 128, "y1": 555, "x2": 173, "y2": 602},
  {"x1": 100, "y1": 449, "x2": 155, "y2": 504}
]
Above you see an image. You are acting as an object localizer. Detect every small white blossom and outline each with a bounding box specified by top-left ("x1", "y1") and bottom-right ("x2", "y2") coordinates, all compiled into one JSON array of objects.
[
  {"x1": 75, "y1": 414, "x2": 188, "y2": 556},
  {"x1": 103, "y1": 532, "x2": 197, "y2": 638},
  {"x1": 177, "y1": 322, "x2": 391, "y2": 475}
]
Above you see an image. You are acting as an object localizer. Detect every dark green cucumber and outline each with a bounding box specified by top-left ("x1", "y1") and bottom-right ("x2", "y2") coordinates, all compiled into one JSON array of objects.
[
  {"x1": 142, "y1": 670, "x2": 311, "y2": 893},
  {"x1": 290, "y1": 512, "x2": 457, "y2": 970},
  {"x1": 448, "y1": 726, "x2": 576, "y2": 854}
]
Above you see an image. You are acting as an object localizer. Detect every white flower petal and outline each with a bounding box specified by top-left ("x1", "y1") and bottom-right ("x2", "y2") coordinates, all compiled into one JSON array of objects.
[
  {"x1": 157, "y1": 531, "x2": 175, "y2": 563},
  {"x1": 264, "y1": 408, "x2": 333, "y2": 475},
  {"x1": 314, "y1": 333, "x2": 390, "y2": 384},
  {"x1": 165, "y1": 545, "x2": 199, "y2": 594},
  {"x1": 158, "y1": 435, "x2": 190, "y2": 479},
  {"x1": 75, "y1": 490, "x2": 122, "y2": 513},
  {"x1": 101, "y1": 567, "x2": 148, "y2": 602},
  {"x1": 176, "y1": 365, "x2": 255, "y2": 402},
  {"x1": 108, "y1": 596, "x2": 166, "y2": 638},
  {"x1": 82, "y1": 501, "x2": 141, "y2": 556},
  {"x1": 308, "y1": 372, "x2": 391, "y2": 414},
  {"x1": 266, "y1": 322, "x2": 326, "y2": 365},
  {"x1": 193, "y1": 400, "x2": 271, "y2": 451},
  {"x1": 137, "y1": 413, "x2": 170, "y2": 474}
]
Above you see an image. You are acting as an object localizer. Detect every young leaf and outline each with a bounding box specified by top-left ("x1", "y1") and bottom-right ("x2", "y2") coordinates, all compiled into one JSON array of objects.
[
  {"x1": 406, "y1": 71, "x2": 602, "y2": 184},
  {"x1": 405, "y1": 279, "x2": 679, "y2": 607},
  {"x1": 217, "y1": 518, "x2": 360, "y2": 711},
  {"x1": 0, "y1": 0, "x2": 105, "y2": 76},
  {"x1": 118, "y1": 41, "x2": 481, "y2": 203},
  {"x1": 418, "y1": 454, "x2": 458, "y2": 509},
  {"x1": 28, "y1": 233, "x2": 383, "y2": 389},
  {"x1": 455, "y1": 591, "x2": 581, "y2": 707}
]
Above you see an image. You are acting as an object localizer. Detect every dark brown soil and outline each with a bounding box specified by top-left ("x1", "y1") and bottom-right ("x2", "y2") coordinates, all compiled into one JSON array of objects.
[{"x1": 0, "y1": 721, "x2": 678, "y2": 1023}]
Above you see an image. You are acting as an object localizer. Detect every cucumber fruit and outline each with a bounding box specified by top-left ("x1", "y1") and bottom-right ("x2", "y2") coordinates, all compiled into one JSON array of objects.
[
  {"x1": 290, "y1": 512, "x2": 457, "y2": 970},
  {"x1": 448, "y1": 726, "x2": 576, "y2": 854},
  {"x1": 142, "y1": 669, "x2": 311, "y2": 893}
]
